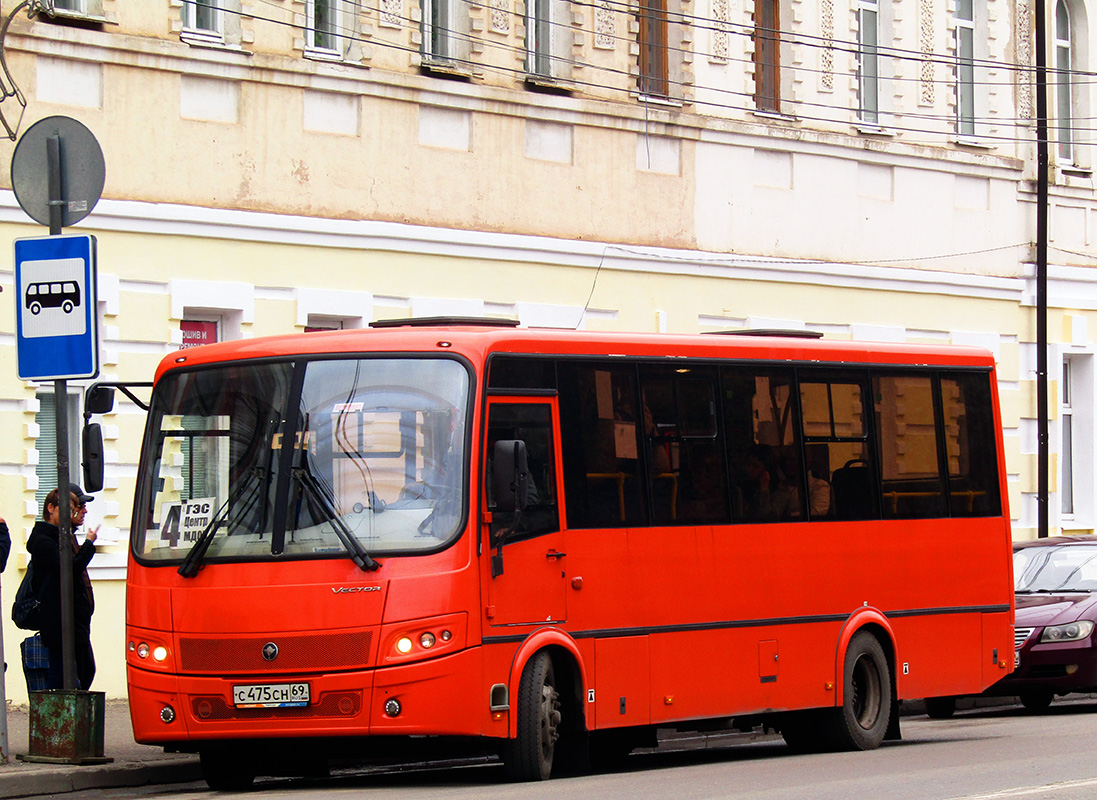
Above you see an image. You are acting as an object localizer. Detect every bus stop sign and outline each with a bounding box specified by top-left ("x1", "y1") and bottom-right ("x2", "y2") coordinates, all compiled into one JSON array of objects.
[{"x1": 14, "y1": 234, "x2": 99, "y2": 380}]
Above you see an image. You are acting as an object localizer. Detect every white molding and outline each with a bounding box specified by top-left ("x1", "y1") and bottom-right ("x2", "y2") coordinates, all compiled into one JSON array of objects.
[{"x1": 0, "y1": 192, "x2": 1028, "y2": 306}]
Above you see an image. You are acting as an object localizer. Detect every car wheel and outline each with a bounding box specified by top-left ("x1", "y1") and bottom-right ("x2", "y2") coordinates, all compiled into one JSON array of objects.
[
  {"x1": 924, "y1": 696, "x2": 957, "y2": 719},
  {"x1": 503, "y1": 651, "x2": 562, "y2": 781},
  {"x1": 1019, "y1": 689, "x2": 1055, "y2": 712},
  {"x1": 62, "y1": 300, "x2": 74, "y2": 313},
  {"x1": 30, "y1": 302, "x2": 41, "y2": 315},
  {"x1": 821, "y1": 631, "x2": 892, "y2": 750}
]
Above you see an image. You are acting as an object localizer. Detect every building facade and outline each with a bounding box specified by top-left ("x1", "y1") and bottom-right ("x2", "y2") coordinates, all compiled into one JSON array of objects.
[{"x1": 0, "y1": 0, "x2": 1091, "y2": 701}]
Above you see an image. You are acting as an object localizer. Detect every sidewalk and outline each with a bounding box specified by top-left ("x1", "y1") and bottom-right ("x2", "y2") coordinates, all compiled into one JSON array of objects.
[{"x1": 0, "y1": 701, "x2": 200, "y2": 798}]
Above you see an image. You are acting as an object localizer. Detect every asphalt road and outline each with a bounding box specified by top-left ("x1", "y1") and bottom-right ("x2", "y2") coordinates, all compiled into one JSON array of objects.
[{"x1": 37, "y1": 698, "x2": 1097, "y2": 800}]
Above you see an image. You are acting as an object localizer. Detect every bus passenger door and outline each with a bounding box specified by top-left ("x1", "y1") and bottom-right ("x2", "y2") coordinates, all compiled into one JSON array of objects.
[{"x1": 484, "y1": 397, "x2": 567, "y2": 627}]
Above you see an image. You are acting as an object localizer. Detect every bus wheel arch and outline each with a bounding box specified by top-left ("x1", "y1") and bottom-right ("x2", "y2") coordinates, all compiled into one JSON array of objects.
[
  {"x1": 505, "y1": 635, "x2": 589, "y2": 780},
  {"x1": 829, "y1": 623, "x2": 897, "y2": 750}
]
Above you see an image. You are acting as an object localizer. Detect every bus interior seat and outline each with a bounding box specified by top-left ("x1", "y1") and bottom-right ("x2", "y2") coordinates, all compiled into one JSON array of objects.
[{"x1": 832, "y1": 458, "x2": 874, "y2": 520}]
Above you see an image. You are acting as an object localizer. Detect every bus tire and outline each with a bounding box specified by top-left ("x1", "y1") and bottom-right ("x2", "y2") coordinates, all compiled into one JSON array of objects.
[
  {"x1": 503, "y1": 650, "x2": 562, "y2": 781},
  {"x1": 29, "y1": 302, "x2": 41, "y2": 315},
  {"x1": 924, "y1": 696, "x2": 957, "y2": 719},
  {"x1": 823, "y1": 631, "x2": 892, "y2": 751},
  {"x1": 200, "y1": 749, "x2": 256, "y2": 791}
]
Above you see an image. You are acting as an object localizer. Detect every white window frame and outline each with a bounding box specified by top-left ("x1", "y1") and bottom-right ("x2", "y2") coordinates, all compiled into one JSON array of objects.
[
  {"x1": 307, "y1": 0, "x2": 343, "y2": 57},
  {"x1": 857, "y1": 0, "x2": 880, "y2": 125},
  {"x1": 422, "y1": 0, "x2": 455, "y2": 63},
  {"x1": 955, "y1": 0, "x2": 975, "y2": 137},
  {"x1": 1055, "y1": 0, "x2": 1074, "y2": 162},
  {"x1": 1060, "y1": 354, "x2": 1094, "y2": 531},
  {"x1": 182, "y1": 0, "x2": 221, "y2": 36},
  {"x1": 34, "y1": 387, "x2": 82, "y2": 517}
]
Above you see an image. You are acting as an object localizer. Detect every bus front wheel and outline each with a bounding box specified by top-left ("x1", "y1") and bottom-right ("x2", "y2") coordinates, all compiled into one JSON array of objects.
[
  {"x1": 824, "y1": 631, "x2": 892, "y2": 751},
  {"x1": 200, "y1": 749, "x2": 256, "y2": 791},
  {"x1": 504, "y1": 650, "x2": 561, "y2": 781}
]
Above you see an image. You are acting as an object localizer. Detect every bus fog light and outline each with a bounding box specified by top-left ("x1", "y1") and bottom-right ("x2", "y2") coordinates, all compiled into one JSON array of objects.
[
  {"x1": 152, "y1": 646, "x2": 168, "y2": 662},
  {"x1": 396, "y1": 637, "x2": 413, "y2": 654},
  {"x1": 420, "y1": 632, "x2": 436, "y2": 649},
  {"x1": 160, "y1": 705, "x2": 176, "y2": 723},
  {"x1": 136, "y1": 643, "x2": 150, "y2": 659},
  {"x1": 384, "y1": 699, "x2": 402, "y2": 717}
]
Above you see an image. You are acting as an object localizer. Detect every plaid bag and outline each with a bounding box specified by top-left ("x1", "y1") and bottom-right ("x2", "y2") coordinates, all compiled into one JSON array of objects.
[{"x1": 20, "y1": 634, "x2": 50, "y2": 692}]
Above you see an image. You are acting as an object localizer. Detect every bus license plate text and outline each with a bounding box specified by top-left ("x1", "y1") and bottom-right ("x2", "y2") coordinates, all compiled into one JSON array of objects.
[{"x1": 232, "y1": 682, "x2": 310, "y2": 708}]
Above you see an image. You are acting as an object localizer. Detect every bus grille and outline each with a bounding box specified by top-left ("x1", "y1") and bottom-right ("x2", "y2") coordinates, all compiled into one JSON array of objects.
[
  {"x1": 179, "y1": 632, "x2": 373, "y2": 673},
  {"x1": 191, "y1": 691, "x2": 363, "y2": 721},
  {"x1": 1015, "y1": 627, "x2": 1035, "y2": 649}
]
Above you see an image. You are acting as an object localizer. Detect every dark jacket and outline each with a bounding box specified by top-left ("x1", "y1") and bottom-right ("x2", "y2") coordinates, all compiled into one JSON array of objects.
[
  {"x1": 26, "y1": 519, "x2": 95, "y2": 649},
  {"x1": 0, "y1": 521, "x2": 10, "y2": 573}
]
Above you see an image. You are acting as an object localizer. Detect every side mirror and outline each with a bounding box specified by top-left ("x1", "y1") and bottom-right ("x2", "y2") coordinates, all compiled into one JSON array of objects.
[
  {"x1": 492, "y1": 439, "x2": 529, "y2": 513},
  {"x1": 85, "y1": 385, "x2": 115, "y2": 415},
  {"x1": 82, "y1": 423, "x2": 104, "y2": 494}
]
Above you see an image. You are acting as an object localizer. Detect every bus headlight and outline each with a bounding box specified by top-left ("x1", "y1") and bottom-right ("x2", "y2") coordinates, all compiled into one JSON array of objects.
[
  {"x1": 1040, "y1": 621, "x2": 1094, "y2": 642},
  {"x1": 396, "y1": 637, "x2": 414, "y2": 654},
  {"x1": 152, "y1": 646, "x2": 169, "y2": 662}
]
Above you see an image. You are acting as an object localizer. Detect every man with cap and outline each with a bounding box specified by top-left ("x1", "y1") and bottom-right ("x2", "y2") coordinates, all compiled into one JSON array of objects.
[{"x1": 26, "y1": 483, "x2": 98, "y2": 690}]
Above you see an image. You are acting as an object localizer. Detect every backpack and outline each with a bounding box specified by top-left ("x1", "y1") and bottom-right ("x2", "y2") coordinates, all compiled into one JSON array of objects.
[{"x1": 12, "y1": 561, "x2": 42, "y2": 631}]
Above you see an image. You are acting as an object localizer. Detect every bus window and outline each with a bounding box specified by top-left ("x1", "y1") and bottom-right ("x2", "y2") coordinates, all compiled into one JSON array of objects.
[
  {"x1": 640, "y1": 365, "x2": 728, "y2": 524},
  {"x1": 941, "y1": 372, "x2": 1002, "y2": 516},
  {"x1": 722, "y1": 368, "x2": 805, "y2": 523},
  {"x1": 485, "y1": 402, "x2": 559, "y2": 540},
  {"x1": 800, "y1": 375, "x2": 878, "y2": 520},
  {"x1": 558, "y1": 362, "x2": 646, "y2": 528},
  {"x1": 874, "y1": 373, "x2": 947, "y2": 519}
]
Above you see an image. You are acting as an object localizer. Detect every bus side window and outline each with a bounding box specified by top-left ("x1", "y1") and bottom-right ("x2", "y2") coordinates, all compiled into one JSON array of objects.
[
  {"x1": 940, "y1": 373, "x2": 1001, "y2": 516},
  {"x1": 874, "y1": 373, "x2": 947, "y2": 519},
  {"x1": 800, "y1": 376, "x2": 879, "y2": 521},
  {"x1": 722, "y1": 367, "x2": 804, "y2": 523}
]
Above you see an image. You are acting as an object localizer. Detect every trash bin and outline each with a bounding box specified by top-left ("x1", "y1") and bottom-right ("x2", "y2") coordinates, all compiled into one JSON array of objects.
[{"x1": 21, "y1": 690, "x2": 112, "y2": 764}]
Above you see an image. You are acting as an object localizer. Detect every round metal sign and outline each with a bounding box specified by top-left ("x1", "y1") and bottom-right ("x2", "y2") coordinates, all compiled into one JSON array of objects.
[{"x1": 10, "y1": 115, "x2": 105, "y2": 228}]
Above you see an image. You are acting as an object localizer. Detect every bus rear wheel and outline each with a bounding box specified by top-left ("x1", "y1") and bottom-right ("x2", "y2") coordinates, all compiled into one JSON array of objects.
[
  {"x1": 200, "y1": 749, "x2": 256, "y2": 791},
  {"x1": 823, "y1": 631, "x2": 892, "y2": 751},
  {"x1": 504, "y1": 651, "x2": 562, "y2": 781},
  {"x1": 924, "y1": 696, "x2": 957, "y2": 719}
]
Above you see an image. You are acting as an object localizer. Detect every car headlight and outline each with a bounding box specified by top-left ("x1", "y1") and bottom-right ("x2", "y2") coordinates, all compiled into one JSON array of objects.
[{"x1": 1040, "y1": 620, "x2": 1095, "y2": 643}]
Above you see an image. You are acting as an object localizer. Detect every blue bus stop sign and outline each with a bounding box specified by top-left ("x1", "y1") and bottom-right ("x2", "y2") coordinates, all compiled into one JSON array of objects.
[{"x1": 14, "y1": 234, "x2": 99, "y2": 381}]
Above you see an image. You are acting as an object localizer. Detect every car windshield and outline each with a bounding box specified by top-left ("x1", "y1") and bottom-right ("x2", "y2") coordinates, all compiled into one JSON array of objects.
[
  {"x1": 1014, "y1": 544, "x2": 1097, "y2": 593},
  {"x1": 134, "y1": 357, "x2": 471, "y2": 564}
]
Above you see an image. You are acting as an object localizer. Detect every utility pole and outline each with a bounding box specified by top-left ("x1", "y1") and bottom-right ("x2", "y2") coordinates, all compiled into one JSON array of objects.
[{"x1": 1034, "y1": 0, "x2": 1050, "y2": 538}]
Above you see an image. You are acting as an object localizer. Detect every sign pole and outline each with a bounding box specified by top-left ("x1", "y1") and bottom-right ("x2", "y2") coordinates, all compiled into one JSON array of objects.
[{"x1": 47, "y1": 132, "x2": 79, "y2": 691}]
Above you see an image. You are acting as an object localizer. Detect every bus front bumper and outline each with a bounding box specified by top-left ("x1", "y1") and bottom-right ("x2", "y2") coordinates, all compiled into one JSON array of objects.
[{"x1": 128, "y1": 646, "x2": 486, "y2": 745}]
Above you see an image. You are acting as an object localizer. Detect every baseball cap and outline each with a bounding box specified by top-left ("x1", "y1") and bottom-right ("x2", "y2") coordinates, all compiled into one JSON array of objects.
[{"x1": 69, "y1": 483, "x2": 94, "y2": 505}]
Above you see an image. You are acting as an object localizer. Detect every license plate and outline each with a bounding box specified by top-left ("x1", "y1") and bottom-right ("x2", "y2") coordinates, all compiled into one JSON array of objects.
[
  {"x1": 232, "y1": 682, "x2": 310, "y2": 708},
  {"x1": 1014, "y1": 650, "x2": 1021, "y2": 668}
]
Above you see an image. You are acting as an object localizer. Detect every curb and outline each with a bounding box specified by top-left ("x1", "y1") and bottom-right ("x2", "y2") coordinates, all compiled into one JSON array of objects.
[{"x1": 0, "y1": 757, "x2": 202, "y2": 799}]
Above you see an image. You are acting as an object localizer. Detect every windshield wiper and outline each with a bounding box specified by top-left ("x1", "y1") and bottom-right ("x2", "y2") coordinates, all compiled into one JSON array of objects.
[
  {"x1": 178, "y1": 467, "x2": 266, "y2": 578},
  {"x1": 292, "y1": 467, "x2": 380, "y2": 572}
]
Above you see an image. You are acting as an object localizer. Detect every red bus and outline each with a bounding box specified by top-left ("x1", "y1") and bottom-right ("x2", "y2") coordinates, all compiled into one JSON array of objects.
[{"x1": 112, "y1": 319, "x2": 1014, "y2": 788}]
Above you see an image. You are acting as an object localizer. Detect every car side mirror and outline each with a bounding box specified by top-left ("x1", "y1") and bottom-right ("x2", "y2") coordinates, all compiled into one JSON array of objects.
[
  {"x1": 492, "y1": 439, "x2": 529, "y2": 513},
  {"x1": 82, "y1": 422, "x2": 104, "y2": 494}
]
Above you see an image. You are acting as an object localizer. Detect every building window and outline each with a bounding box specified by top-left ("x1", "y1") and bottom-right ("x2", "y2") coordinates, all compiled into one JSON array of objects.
[
  {"x1": 638, "y1": 0, "x2": 669, "y2": 97},
  {"x1": 955, "y1": 0, "x2": 975, "y2": 136},
  {"x1": 753, "y1": 0, "x2": 780, "y2": 112},
  {"x1": 858, "y1": 0, "x2": 879, "y2": 124},
  {"x1": 1055, "y1": 0, "x2": 1074, "y2": 161},
  {"x1": 527, "y1": 0, "x2": 557, "y2": 78},
  {"x1": 307, "y1": 0, "x2": 341, "y2": 53},
  {"x1": 35, "y1": 389, "x2": 81, "y2": 515},
  {"x1": 422, "y1": 0, "x2": 455, "y2": 62},
  {"x1": 53, "y1": 0, "x2": 85, "y2": 11},
  {"x1": 182, "y1": 0, "x2": 220, "y2": 34},
  {"x1": 1063, "y1": 359, "x2": 1076, "y2": 516}
]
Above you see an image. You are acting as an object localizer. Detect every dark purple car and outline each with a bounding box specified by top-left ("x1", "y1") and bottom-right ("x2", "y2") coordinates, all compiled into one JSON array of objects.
[{"x1": 925, "y1": 536, "x2": 1097, "y2": 718}]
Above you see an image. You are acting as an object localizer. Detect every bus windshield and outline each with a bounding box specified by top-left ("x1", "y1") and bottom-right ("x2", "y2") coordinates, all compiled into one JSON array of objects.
[{"x1": 134, "y1": 357, "x2": 471, "y2": 564}]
